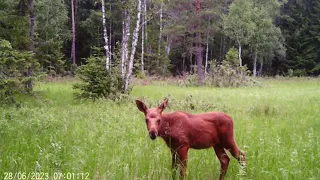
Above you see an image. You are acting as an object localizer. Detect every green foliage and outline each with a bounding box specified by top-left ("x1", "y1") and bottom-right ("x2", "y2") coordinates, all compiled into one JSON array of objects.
[
  {"x1": 144, "y1": 53, "x2": 172, "y2": 76},
  {"x1": 224, "y1": 0, "x2": 285, "y2": 75},
  {"x1": 0, "y1": 0, "x2": 30, "y2": 49},
  {"x1": 35, "y1": 0, "x2": 69, "y2": 74},
  {"x1": 207, "y1": 63, "x2": 256, "y2": 88},
  {"x1": 208, "y1": 48, "x2": 256, "y2": 88},
  {"x1": 224, "y1": 47, "x2": 239, "y2": 68},
  {"x1": 223, "y1": 0, "x2": 255, "y2": 46},
  {"x1": 182, "y1": 48, "x2": 257, "y2": 87},
  {"x1": 280, "y1": 0, "x2": 320, "y2": 75},
  {"x1": 73, "y1": 55, "x2": 125, "y2": 100},
  {"x1": 0, "y1": 39, "x2": 39, "y2": 104}
]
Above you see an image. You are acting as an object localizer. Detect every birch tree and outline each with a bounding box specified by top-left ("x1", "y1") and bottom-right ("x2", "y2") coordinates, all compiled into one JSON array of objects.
[
  {"x1": 141, "y1": 0, "x2": 146, "y2": 73},
  {"x1": 121, "y1": 7, "x2": 130, "y2": 79},
  {"x1": 250, "y1": 1, "x2": 284, "y2": 77},
  {"x1": 124, "y1": 0, "x2": 142, "y2": 92},
  {"x1": 158, "y1": 0, "x2": 163, "y2": 56},
  {"x1": 109, "y1": 1, "x2": 112, "y2": 63},
  {"x1": 101, "y1": 0, "x2": 110, "y2": 70},
  {"x1": 223, "y1": 0, "x2": 255, "y2": 67},
  {"x1": 205, "y1": 33, "x2": 209, "y2": 74}
]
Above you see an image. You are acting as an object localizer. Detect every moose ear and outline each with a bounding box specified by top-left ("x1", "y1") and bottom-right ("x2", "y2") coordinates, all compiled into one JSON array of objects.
[
  {"x1": 158, "y1": 98, "x2": 168, "y2": 113},
  {"x1": 136, "y1": 100, "x2": 148, "y2": 114}
]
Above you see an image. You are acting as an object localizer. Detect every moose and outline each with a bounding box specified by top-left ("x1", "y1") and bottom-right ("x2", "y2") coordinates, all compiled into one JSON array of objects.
[{"x1": 135, "y1": 99, "x2": 246, "y2": 180}]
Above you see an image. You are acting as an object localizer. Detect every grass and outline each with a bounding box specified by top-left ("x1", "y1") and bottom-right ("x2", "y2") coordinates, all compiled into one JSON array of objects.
[{"x1": 0, "y1": 78, "x2": 320, "y2": 179}]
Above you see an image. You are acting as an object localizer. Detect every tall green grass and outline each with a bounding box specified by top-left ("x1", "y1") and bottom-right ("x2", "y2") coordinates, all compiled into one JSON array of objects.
[{"x1": 0, "y1": 78, "x2": 319, "y2": 179}]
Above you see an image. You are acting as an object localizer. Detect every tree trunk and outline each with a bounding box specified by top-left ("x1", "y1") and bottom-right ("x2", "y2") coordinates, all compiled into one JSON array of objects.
[
  {"x1": 121, "y1": 9, "x2": 131, "y2": 79},
  {"x1": 253, "y1": 47, "x2": 257, "y2": 77},
  {"x1": 166, "y1": 37, "x2": 171, "y2": 56},
  {"x1": 196, "y1": 34, "x2": 204, "y2": 84},
  {"x1": 124, "y1": 0, "x2": 142, "y2": 92},
  {"x1": 101, "y1": 0, "x2": 110, "y2": 71},
  {"x1": 219, "y1": 35, "x2": 223, "y2": 61},
  {"x1": 71, "y1": 0, "x2": 76, "y2": 65},
  {"x1": 237, "y1": 39, "x2": 242, "y2": 67},
  {"x1": 205, "y1": 34, "x2": 209, "y2": 74},
  {"x1": 145, "y1": 0, "x2": 148, "y2": 55},
  {"x1": 141, "y1": 0, "x2": 146, "y2": 73},
  {"x1": 195, "y1": 0, "x2": 204, "y2": 85},
  {"x1": 19, "y1": 0, "x2": 26, "y2": 16},
  {"x1": 109, "y1": 0, "x2": 112, "y2": 63},
  {"x1": 27, "y1": 0, "x2": 35, "y2": 89},
  {"x1": 190, "y1": 52, "x2": 193, "y2": 73},
  {"x1": 183, "y1": 54, "x2": 186, "y2": 73},
  {"x1": 259, "y1": 57, "x2": 263, "y2": 76},
  {"x1": 219, "y1": 0, "x2": 228, "y2": 62},
  {"x1": 29, "y1": 0, "x2": 35, "y2": 51},
  {"x1": 158, "y1": 1, "x2": 163, "y2": 56}
]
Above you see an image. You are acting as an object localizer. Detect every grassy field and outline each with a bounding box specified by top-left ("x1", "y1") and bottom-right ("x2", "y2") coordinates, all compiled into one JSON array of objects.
[{"x1": 1, "y1": 78, "x2": 320, "y2": 179}]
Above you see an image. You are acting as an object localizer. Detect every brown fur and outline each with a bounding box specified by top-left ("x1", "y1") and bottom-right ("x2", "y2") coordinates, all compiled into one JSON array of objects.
[{"x1": 136, "y1": 99, "x2": 246, "y2": 180}]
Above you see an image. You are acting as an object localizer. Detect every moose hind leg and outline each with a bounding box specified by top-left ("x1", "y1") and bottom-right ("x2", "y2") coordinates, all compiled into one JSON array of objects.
[
  {"x1": 214, "y1": 145, "x2": 230, "y2": 180},
  {"x1": 229, "y1": 146, "x2": 246, "y2": 168}
]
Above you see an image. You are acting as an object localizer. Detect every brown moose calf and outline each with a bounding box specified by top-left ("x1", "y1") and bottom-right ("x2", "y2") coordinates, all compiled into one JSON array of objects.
[{"x1": 136, "y1": 99, "x2": 246, "y2": 180}]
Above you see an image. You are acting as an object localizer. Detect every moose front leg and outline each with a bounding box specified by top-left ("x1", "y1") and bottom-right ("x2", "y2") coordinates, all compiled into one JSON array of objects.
[
  {"x1": 177, "y1": 146, "x2": 189, "y2": 180},
  {"x1": 171, "y1": 149, "x2": 178, "y2": 179}
]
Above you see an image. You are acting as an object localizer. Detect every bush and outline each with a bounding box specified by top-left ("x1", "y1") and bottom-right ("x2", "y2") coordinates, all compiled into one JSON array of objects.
[
  {"x1": 206, "y1": 48, "x2": 259, "y2": 87},
  {"x1": 73, "y1": 56, "x2": 126, "y2": 100},
  {"x1": 180, "y1": 48, "x2": 259, "y2": 87},
  {"x1": 0, "y1": 39, "x2": 39, "y2": 105}
]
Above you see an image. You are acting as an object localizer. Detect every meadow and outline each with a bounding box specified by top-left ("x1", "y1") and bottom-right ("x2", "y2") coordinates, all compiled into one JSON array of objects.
[{"x1": 0, "y1": 78, "x2": 320, "y2": 180}]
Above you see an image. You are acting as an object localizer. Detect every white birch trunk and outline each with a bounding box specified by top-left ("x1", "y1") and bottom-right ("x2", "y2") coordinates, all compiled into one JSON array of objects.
[
  {"x1": 141, "y1": 0, "x2": 146, "y2": 72},
  {"x1": 237, "y1": 38, "x2": 242, "y2": 67},
  {"x1": 253, "y1": 47, "x2": 257, "y2": 77},
  {"x1": 259, "y1": 57, "x2": 263, "y2": 76},
  {"x1": 145, "y1": 0, "x2": 148, "y2": 55},
  {"x1": 205, "y1": 35, "x2": 209, "y2": 74},
  {"x1": 109, "y1": 1, "x2": 112, "y2": 62},
  {"x1": 190, "y1": 52, "x2": 193, "y2": 73},
  {"x1": 166, "y1": 37, "x2": 171, "y2": 56},
  {"x1": 101, "y1": 0, "x2": 110, "y2": 71},
  {"x1": 121, "y1": 9, "x2": 131, "y2": 79},
  {"x1": 158, "y1": 1, "x2": 163, "y2": 56},
  {"x1": 124, "y1": 0, "x2": 142, "y2": 92},
  {"x1": 238, "y1": 38, "x2": 243, "y2": 76}
]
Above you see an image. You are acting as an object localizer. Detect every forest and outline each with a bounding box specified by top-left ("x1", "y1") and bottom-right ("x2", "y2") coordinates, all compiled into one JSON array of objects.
[{"x1": 1, "y1": 0, "x2": 320, "y2": 95}]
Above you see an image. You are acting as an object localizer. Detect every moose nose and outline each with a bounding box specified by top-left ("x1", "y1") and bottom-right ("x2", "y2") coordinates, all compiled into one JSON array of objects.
[{"x1": 149, "y1": 131, "x2": 158, "y2": 140}]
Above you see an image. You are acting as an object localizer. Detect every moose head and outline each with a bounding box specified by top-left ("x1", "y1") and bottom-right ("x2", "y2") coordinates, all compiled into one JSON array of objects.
[{"x1": 135, "y1": 99, "x2": 168, "y2": 140}]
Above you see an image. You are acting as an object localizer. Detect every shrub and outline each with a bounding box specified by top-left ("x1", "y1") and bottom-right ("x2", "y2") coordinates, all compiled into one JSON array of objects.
[
  {"x1": 73, "y1": 56, "x2": 126, "y2": 100},
  {"x1": 180, "y1": 48, "x2": 259, "y2": 87}
]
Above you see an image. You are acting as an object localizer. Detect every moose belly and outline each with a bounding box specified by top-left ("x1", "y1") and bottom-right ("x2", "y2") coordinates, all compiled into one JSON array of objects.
[{"x1": 188, "y1": 131, "x2": 219, "y2": 149}]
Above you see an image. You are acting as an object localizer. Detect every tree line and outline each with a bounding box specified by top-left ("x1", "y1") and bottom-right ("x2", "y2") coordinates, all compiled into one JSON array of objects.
[{"x1": 0, "y1": 0, "x2": 319, "y2": 95}]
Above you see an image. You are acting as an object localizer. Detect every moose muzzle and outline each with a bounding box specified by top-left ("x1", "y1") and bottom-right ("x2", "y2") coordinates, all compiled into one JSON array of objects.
[{"x1": 149, "y1": 130, "x2": 158, "y2": 140}]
